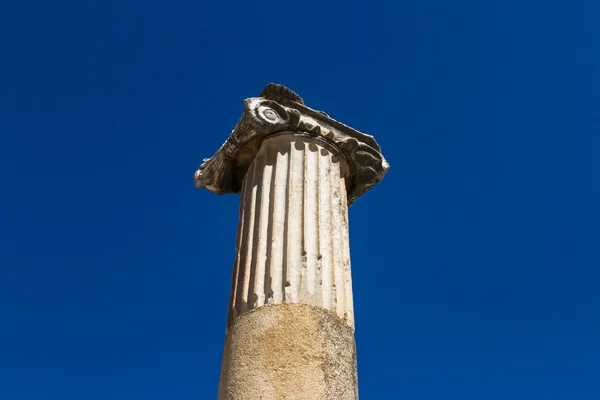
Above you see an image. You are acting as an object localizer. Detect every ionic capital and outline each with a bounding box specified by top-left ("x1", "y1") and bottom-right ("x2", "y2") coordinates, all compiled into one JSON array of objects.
[{"x1": 194, "y1": 84, "x2": 389, "y2": 204}]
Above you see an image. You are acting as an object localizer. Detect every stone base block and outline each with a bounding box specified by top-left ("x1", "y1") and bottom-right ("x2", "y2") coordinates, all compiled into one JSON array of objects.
[{"x1": 218, "y1": 304, "x2": 358, "y2": 400}]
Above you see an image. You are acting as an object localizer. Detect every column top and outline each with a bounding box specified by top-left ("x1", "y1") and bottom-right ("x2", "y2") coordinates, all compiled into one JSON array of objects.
[{"x1": 194, "y1": 84, "x2": 389, "y2": 204}]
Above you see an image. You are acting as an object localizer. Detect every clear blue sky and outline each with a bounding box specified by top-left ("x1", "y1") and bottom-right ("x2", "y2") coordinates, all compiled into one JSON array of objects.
[{"x1": 1, "y1": 0, "x2": 599, "y2": 398}]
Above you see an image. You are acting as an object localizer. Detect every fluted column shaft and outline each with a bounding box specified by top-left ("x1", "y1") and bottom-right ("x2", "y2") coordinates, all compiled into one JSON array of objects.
[
  {"x1": 218, "y1": 132, "x2": 358, "y2": 400},
  {"x1": 228, "y1": 132, "x2": 354, "y2": 329}
]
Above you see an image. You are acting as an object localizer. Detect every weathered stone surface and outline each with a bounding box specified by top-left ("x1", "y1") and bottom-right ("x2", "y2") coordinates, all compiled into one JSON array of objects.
[
  {"x1": 194, "y1": 83, "x2": 389, "y2": 204},
  {"x1": 194, "y1": 85, "x2": 388, "y2": 399},
  {"x1": 218, "y1": 303, "x2": 358, "y2": 400},
  {"x1": 227, "y1": 133, "x2": 355, "y2": 330}
]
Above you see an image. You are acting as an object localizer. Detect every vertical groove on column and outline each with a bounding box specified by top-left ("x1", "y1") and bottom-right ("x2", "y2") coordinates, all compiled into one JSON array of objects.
[
  {"x1": 269, "y1": 142, "x2": 289, "y2": 304},
  {"x1": 340, "y1": 172, "x2": 354, "y2": 326},
  {"x1": 281, "y1": 142, "x2": 291, "y2": 302},
  {"x1": 319, "y1": 149, "x2": 333, "y2": 310},
  {"x1": 263, "y1": 156, "x2": 276, "y2": 306},
  {"x1": 304, "y1": 143, "x2": 319, "y2": 298},
  {"x1": 253, "y1": 148, "x2": 273, "y2": 308},
  {"x1": 227, "y1": 189, "x2": 245, "y2": 327},
  {"x1": 315, "y1": 148, "x2": 323, "y2": 305},
  {"x1": 288, "y1": 140, "x2": 303, "y2": 303},
  {"x1": 247, "y1": 153, "x2": 265, "y2": 311},
  {"x1": 330, "y1": 155, "x2": 339, "y2": 315},
  {"x1": 331, "y1": 155, "x2": 343, "y2": 317},
  {"x1": 227, "y1": 134, "x2": 354, "y2": 329},
  {"x1": 236, "y1": 161, "x2": 256, "y2": 316}
]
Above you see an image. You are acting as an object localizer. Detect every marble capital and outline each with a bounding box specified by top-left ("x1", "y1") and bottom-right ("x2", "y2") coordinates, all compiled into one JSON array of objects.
[{"x1": 194, "y1": 83, "x2": 389, "y2": 204}]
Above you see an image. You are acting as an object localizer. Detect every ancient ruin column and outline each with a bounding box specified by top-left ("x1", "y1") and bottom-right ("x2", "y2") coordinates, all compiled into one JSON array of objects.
[{"x1": 194, "y1": 84, "x2": 389, "y2": 400}]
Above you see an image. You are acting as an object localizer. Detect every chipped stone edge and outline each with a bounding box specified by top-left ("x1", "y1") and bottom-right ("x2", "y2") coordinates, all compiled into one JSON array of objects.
[{"x1": 194, "y1": 84, "x2": 389, "y2": 205}]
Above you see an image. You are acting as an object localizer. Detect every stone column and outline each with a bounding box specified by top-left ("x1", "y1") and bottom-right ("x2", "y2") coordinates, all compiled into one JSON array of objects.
[{"x1": 194, "y1": 84, "x2": 388, "y2": 400}]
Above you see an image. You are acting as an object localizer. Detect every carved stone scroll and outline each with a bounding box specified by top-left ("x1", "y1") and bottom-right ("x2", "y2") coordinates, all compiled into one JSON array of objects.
[{"x1": 194, "y1": 83, "x2": 389, "y2": 204}]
